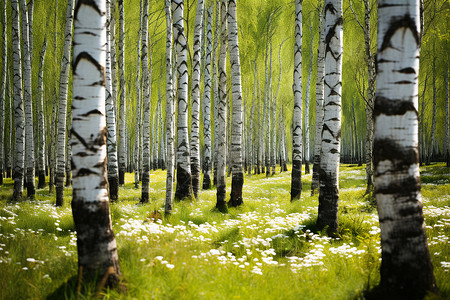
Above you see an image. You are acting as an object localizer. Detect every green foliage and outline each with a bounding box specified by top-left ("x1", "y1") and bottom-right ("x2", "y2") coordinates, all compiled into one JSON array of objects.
[{"x1": 0, "y1": 164, "x2": 449, "y2": 299}]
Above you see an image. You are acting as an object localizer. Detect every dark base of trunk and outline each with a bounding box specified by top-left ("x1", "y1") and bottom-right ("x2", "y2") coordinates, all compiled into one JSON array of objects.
[
  {"x1": 45, "y1": 167, "x2": 49, "y2": 176},
  {"x1": 72, "y1": 200, "x2": 121, "y2": 291},
  {"x1": 12, "y1": 178, "x2": 23, "y2": 202},
  {"x1": 202, "y1": 173, "x2": 211, "y2": 190},
  {"x1": 65, "y1": 171, "x2": 71, "y2": 187},
  {"x1": 0, "y1": 169, "x2": 3, "y2": 185},
  {"x1": 311, "y1": 162, "x2": 320, "y2": 196},
  {"x1": 229, "y1": 172, "x2": 244, "y2": 207},
  {"x1": 265, "y1": 167, "x2": 270, "y2": 177},
  {"x1": 119, "y1": 170, "x2": 125, "y2": 185},
  {"x1": 216, "y1": 183, "x2": 228, "y2": 213},
  {"x1": 26, "y1": 173, "x2": 35, "y2": 200},
  {"x1": 446, "y1": 151, "x2": 449, "y2": 167},
  {"x1": 140, "y1": 172, "x2": 150, "y2": 204},
  {"x1": 6, "y1": 168, "x2": 12, "y2": 178},
  {"x1": 283, "y1": 163, "x2": 288, "y2": 172},
  {"x1": 108, "y1": 176, "x2": 119, "y2": 202},
  {"x1": 49, "y1": 168, "x2": 54, "y2": 194},
  {"x1": 38, "y1": 170, "x2": 46, "y2": 189},
  {"x1": 174, "y1": 165, "x2": 193, "y2": 201},
  {"x1": 56, "y1": 185, "x2": 64, "y2": 207},
  {"x1": 366, "y1": 254, "x2": 438, "y2": 300},
  {"x1": 191, "y1": 163, "x2": 200, "y2": 199},
  {"x1": 290, "y1": 160, "x2": 302, "y2": 201},
  {"x1": 305, "y1": 161, "x2": 310, "y2": 174},
  {"x1": 316, "y1": 168, "x2": 339, "y2": 237}
]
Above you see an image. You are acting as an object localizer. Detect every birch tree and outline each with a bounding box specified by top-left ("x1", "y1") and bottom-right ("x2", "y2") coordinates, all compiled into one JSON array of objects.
[
  {"x1": 291, "y1": 0, "x2": 303, "y2": 201},
  {"x1": 106, "y1": 0, "x2": 119, "y2": 201},
  {"x1": 72, "y1": 0, "x2": 120, "y2": 287},
  {"x1": 316, "y1": 0, "x2": 343, "y2": 236},
  {"x1": 134, "y1": 0, "x2": 143, "y2": 188},
  {"x1": 37, "y1": 39, "x2": 48, "y2": 189},
  {"x1": 304, "y1": 26, "x2": 313, "y2": 174},
  {"x1": 55, "y1": 0, "x2": 75, "y2": 206},
  {"x1": 373, "y1": 0, "x2": 437, "y2": 297},
  {"x1": 21, "y1": 0, "x2": 36, "y2": 199},
  {"x1": 350, "y1": 0, "x2": 376, "y2": 194},
  {"x1": 202, "y1": 6, "x2": 213, "y2": 190},
  {"x1": 216, "y1": 0, "x2": 228, "y2": 212},
  {"x1": 312, "y1": 6, "x2": 326, "y2": 196},
  {"x1": 141, "y1": 0, "x2": 151, "y2": 203},
  {"x1": 173, "y1": 0, "x2": 194, "y2": 201},
  {"x1": 165, "y1": 0, "x2": 175, "y2": 214},
  {"x1": 190, "y1": 0, "x2": 204, "y2": 199},
  {"x1": 11, "y1": 0, "x2": 25, "y2": 201},
  {"x1": 118, "y1": 0, "x2": 126, "y2": 184},
  {"x1": 228, "y1": 0, "x2": 244, "y2": 207},
  {"x1": 0, "y1": 0, "x2": 7, "y2": 185}
]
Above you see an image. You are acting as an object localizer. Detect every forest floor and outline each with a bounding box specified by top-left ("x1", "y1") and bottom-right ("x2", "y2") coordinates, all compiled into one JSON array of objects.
[{"x1": 0, "y1": 164, "x2": 449, "y2": 299}]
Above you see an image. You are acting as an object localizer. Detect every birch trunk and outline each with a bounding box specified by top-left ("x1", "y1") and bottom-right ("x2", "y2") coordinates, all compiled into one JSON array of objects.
[
  {"x1": 274, "y1": 41, "x2": 285, "y2": 174},
  {"x1": 374, "y1": 0, "x2": 437, "y2": 296},
  {"x1": 0, "y1": 0, "x2": 7, "y2": 185},
  {"x1": 202, "y1": 6, "x2": 213, "y2": 190},
  {"x1": 364, "y1": 0, "x2": 375, "y2": 194},
  {"x1": 7, "y1": 71, "x2": 13, "y2": 178},
  {"x1": 118, "y1": 0, "x2": 126, "y2": 184},
  {"x1": 190, "y1": 0, "x2": 204, "y2": 199},
  {"x1": 427, "y1": 57, "x2": 437, "y2": 164},
  {"x1": 216, "y1": 0, "x2": 228, "y2": 211},
  {"x1": 173, "y1": 0, "x2": 194, "y2": 201},
  {"x1": 445, "y1": 68, "x2": 449, "y2": 166},
  {"x1": 27, "y1": 0, "x2": 33, "y2": 66},
  {"x1": 106, "y1": 0, "x2": 119, "y2": 201},
  {"x1": 141, "y1": 0, "x2": 151, "y2": 203},
  {"x1": 291, "y1": 0, "x2": 303, "y2": 201},
  {"x1": 317, "y1": 0, "x2": 343, "y2": 236},
  {"x1": 228, "y1": 0, "x2": 244, "y2": 207},
  {"x1": 72, "y1": 0, "x2": 120, "y2": 286},
  {"x1": 49, "y1": 0, "x2": 59, "y2": 194},
  {"x1": 165, "y1": 0, "x2": 175, "y2": 213},
  {"x1": 55, "y1": 0, "x2": 75, "y2": 206},
  {"x1": 304, "y1": 26, "x2": 313, "y2": 174},
  {"x1": 249, "y1": 60, "x2": 257, "y2": 176},
  {"x1": 37, "y1": 39, "x2": 47, "y2": 189},
  {"x1": 65, "y1": 117, "x2": 72, "y2": 186},
  {"x1": 134, "y1": 0, "x2": 143, "y2": 188},
  {"x1": 21, "y1": 0, "x2": 36, "y2": 199},
  {"x1": 212, "y1": 1, "x2": 220, "y2": 187},
  {"x1": 312, "y1": 6, "x2": 325, "y2": 196},
  {"x1": 11, "y1": 0, "x2": 25, "y2": 201}
]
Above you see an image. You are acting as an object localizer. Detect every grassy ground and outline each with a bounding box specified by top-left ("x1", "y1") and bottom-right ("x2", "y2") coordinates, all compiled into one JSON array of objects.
[{"x1": 0, "y1": 164, "x2": 449, "y2": 299}]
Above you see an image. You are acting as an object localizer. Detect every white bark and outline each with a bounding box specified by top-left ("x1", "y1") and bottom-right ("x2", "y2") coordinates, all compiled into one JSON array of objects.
[
  {"x1": 374, "y1": 0, "x2": 436, "y2": 296},
  {"x1": 0, "y1": 0, "x2": 7, "y2": 184},
  {"x1": 190, "y1": 0, "x2": 204, "y2": 199},
  {"x1": 134, "y1": 0, "x2": 143, "y2": 188},
  {"x1": 37, "y1": 39, "x2": 48, "y2": 188},
  {"x1": 118, "y1": 0, "x2": 126, "y2": 184},
  {"x1": 165, "y1": 0, "x2": 174, "y2": 213},
  {"x1": 72, "y1": 0, "x2": 120, "y2": 285},
  {"x1": 55, "y1": 0, "x2": 75, "y2": 206},
  {"x1": 317, "y1": 0, "x2": 343, "y2": 235},
  {"x1": 212, "y1": 1, "x2": 220, "y2": 186},
  {"x1": 12, "y1": 0, "x2": 25, "y2": 200},
  {"x1": 216, "y1": 0, "x2": 228, "y2": 211},
  {"x1": 304, "y1": 26, "x2": 314, "y2": 174},
  {"x1": 228, "y1": 0, "x2": 244, "y2": 206},
  {"x1": 291, "y1": 0, "x2": 303, "y2": 201},
  {"x1": 202, "y1": 5, "x2": 213, "y2": 190},
  {"x1": 141, "y1": 0, "x2": 151, "y2": 203},
  {"x1": 21, "y1": 0, "x2": 35, "y2": 198},
  {"x1": 106, "y1": 0, "x2": 119, "y2": 201},
  {"x1": 173, "y1": 0, "x2": 194, "y2": 201}
]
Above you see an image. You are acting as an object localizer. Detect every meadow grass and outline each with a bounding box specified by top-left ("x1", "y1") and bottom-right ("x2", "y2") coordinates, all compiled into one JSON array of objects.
[{"x1": 0, "y1": 164, "x2": 448, "y2": 299}]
